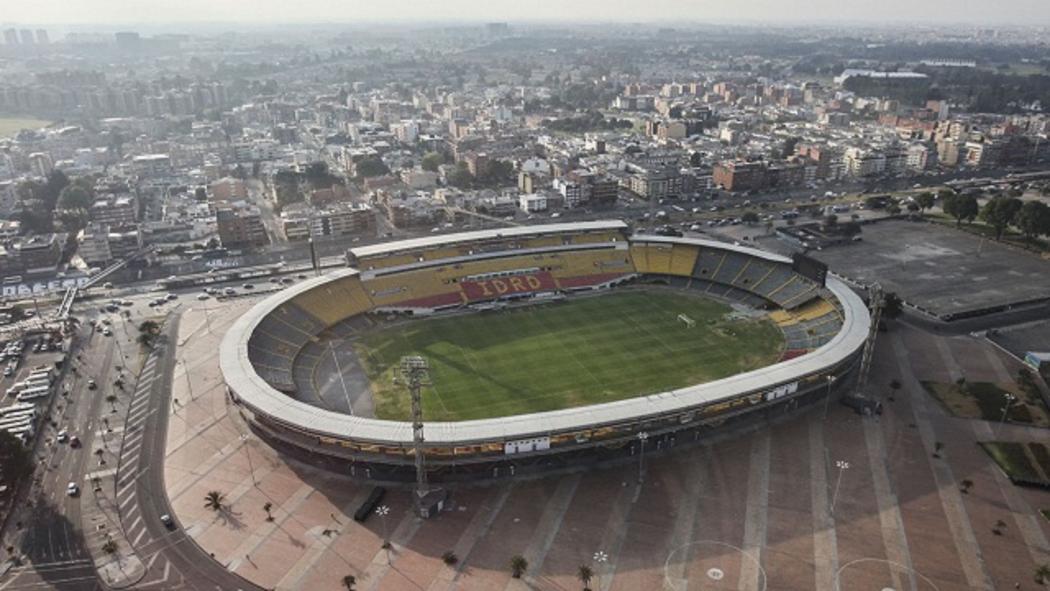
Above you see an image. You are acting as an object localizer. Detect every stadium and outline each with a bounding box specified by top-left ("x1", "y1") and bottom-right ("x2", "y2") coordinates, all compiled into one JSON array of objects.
[{"x1": 219, "y1": 220, "x2": 871, "y2": 482}]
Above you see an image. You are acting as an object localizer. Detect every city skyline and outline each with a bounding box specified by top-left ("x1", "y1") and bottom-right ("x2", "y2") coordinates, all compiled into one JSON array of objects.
[{"x1": 3, "y1": 0, "x2": 1050, "y2": 27}]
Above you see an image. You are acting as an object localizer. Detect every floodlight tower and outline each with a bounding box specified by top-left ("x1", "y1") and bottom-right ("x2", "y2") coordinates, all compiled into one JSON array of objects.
[
  {"x1": 400, "y1": 355, "x2": 431, "y2": 516},
  {"x1": 856, "y1": 282, "x2": 884, "y2": 395}
]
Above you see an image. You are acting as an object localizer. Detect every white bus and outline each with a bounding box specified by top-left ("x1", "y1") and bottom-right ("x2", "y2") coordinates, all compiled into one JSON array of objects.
[
  {"x1": 0, "y1": 408, "x2": 37, "y2": 422},
  {"x1": 16, "y1": 386, "x2": 50, "y2": 402},
  {"x1": 0, "y1": 402, "x2": 35, "y2": 416},
  {"x1": 27, "y1": 369, "x2": 53, "y2": 381},
  {"x1": 4, "y1": 423, "x2": 36, "y2": 440},
  {"x1": 20, "y1": 377, "x2": 51, "y2": 390},
  {"x1": 0, "y1": 417, "x2": 34, "y2": 432}
]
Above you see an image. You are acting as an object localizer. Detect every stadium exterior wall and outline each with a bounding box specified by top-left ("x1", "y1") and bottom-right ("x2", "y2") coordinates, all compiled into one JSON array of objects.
[{"x1": 220, "y1": 233, "x2": 871, "y2": 482}]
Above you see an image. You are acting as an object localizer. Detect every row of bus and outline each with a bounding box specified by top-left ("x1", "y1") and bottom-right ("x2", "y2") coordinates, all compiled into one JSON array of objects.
[
  {"x1": 0, "y1": 402, "x2": 39, "y2": 443},
  {"x1": 1, "y1": 366, "x2": 54, "y2": 443}
]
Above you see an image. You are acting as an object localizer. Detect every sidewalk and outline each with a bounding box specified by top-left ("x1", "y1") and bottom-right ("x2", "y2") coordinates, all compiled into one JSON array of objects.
[{"x1": 77, "y1": 314, "x2": 164, "y2": 588}]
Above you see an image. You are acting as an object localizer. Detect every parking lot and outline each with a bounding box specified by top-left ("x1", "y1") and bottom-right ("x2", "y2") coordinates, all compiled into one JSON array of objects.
[{"x1": 803, "y1": 218, "x2": 1050, "y2": 318}]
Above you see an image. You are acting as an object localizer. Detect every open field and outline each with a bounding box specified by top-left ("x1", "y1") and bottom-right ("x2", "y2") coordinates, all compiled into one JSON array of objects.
[
  {"x1": 0, "y1": 117, "x2": 51, "y2": 137},
  {"x1": 354, "y1": 290, "x2": 784, "y2": 421}
]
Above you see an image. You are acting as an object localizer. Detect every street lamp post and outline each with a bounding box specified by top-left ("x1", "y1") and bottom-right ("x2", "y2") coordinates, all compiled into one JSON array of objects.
[
  {"x1": 831, "y1": 460, "x2": 850, "y2": 512},
  {"x1": 375, "y1": 505, "x2": 391, "y2": 558},
  {"x1": 239, "y1": 434, "x2": 257, "y2": 487},
  {"x1": 636, "y1": 431, "x2": 649, "y2": 484},
  {"x1": 821, "y1": 375, "x2": 837, "y2": 422},
  {"x1": 996, "y1": 393, "x2": 1016, "y2": 439}
]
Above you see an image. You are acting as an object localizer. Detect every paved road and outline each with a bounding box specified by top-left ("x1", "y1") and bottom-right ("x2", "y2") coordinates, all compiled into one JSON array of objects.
[
  {"x1": 113, "y1": 314, "x2": 263, "y2": 591},
  {"x1": 1, "y1": 326, "x2": 116, "y2": 591}
]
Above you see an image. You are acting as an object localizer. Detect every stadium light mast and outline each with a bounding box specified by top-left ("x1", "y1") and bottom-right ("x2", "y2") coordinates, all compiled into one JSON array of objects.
[
  {"x1": 856, "y1": 282, "x2": 884, "y2": 395},
  {"x1": 400, "y1": 355, "x2": 431, "y2": 517}
]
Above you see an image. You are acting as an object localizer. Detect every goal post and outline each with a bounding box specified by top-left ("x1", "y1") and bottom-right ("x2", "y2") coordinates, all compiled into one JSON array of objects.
[{"x1": 677, "y1": 313, "x2": 695, "y2": 328}]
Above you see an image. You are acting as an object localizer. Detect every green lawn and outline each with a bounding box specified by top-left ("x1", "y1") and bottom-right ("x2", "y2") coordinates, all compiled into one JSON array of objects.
[
  {"x1": 354, "y1": 290, "x2": 784, "y2": 421},
  {"x1": 921, "y1": 380, "x2": 1049, "y2": 427},
  {"x1": 980, "y1": 442, "x2": 1050, "y2": 485},
  {"x1": 0, "y1": 117, "x2": 51, "y2": 138}
]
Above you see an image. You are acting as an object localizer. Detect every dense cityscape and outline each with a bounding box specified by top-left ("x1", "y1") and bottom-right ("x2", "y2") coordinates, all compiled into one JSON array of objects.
[{"x1": 0, "y1": 12, "x2": 1050, "y2": 591}]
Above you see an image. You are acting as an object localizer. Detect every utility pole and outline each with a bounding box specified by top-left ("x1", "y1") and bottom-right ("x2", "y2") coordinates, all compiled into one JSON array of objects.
[{"x1": 400, "y1": 355, "x2": 431, "y2": 517}]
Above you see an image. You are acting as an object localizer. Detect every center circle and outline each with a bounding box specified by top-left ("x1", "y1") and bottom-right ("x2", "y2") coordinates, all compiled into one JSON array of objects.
[{"x1": 707, "y1": 567, "x2": 725, "y2": 580}]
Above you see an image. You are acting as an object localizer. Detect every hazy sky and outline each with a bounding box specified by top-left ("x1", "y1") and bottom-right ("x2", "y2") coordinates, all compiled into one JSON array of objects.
[{"x1": 5, "y1": 0, "x2": 1050, "y2": 26}]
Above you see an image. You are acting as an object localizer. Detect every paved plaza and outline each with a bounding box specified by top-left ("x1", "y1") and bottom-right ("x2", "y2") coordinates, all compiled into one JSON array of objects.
[
  {"x1": 803, "y1": 219, "x2": 1050, "y2": 318},
  {"x1": 163, "y1": 298, "x2": 1050, "y2": 591}
]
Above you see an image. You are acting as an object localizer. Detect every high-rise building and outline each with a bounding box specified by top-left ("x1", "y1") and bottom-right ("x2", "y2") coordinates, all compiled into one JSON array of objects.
[
  {"x1": 3, "y1": 29, "x2": 18, "y2": 46},
  {"x1": 35, "y1": 29, "x2": 48, "y2": 44},
  {"x1": 114, "y1": 31, "x2": 141, "y2": 50},
  {"x1": 28, "y1": 152, "x2": 54, "y2": 177},
  {"x1": 216, "y1": 206, "x2": 268, "y2": 249},
  {"x1": 18, "y1": 29, "x2": 34, "y2": 45}
]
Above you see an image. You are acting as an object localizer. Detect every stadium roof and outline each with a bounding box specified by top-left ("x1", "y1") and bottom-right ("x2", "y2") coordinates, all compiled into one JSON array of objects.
[
  {"x1": 348, "y1": 220, "x2": 628, "y2": 260},
  {"x1": 221, "y1": 236, "x2": 870, "y2": 445}
]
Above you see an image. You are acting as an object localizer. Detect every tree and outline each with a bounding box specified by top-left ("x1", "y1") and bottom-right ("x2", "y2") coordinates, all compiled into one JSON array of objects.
[
  {"x1": 577, "y1": 565, "x2": 594, "y2": 591},
  {"x1": 101, "y1": 539, "x2": 118, "y2": 554},
  {"x1": 510, "y1": 555, "x2": 528, "y2": 579},
  {"x1": 354, "y1": 157, "x2": 389, "y2": 179},
  {"x1": 105, "y1": 394, "x2": 117, "y2": 412},
  {"x1": 421, "y1": 152, "x2": 444, "y2": 172},
  {"x1": 933, "y1": 441, "x2": 944, "y2": 458},
  {"x1": 342, "y1": 574, "x2": 357, "y2": 590},
  {"x1": 477, "y1": 159, "x2": 514, "y2": 187},
  {"x1": 204, "y1": 491, "x2": 225, "y2": 511},
  {"x1": 1014, "y1": 200, "x2": 1050, "y2": 243},
  {"x1": 58, "y1": 185, "x2": 93, "y2": 210},
  {"x1": 883, "y1": 292, "x2": 903, "y2": 319},
  {"x1": 942, "y1": 194, "x2": 979, "y2": 226},
  {"x1": 442, "y1": 550, "x2": 459, "y2": 565},
  {"x1": 959, "y1": 478, "x2": 974, "y2": 494},
  {"x1": 0, "y1": 431, "x2": 34, "y2": 483},
  {"x1": 914, "y1": 192, "x2": 935, "y2": 214},
  {"x1": 448, "y1": 162, "x2": 473, "y2": 189},
  {"x1": 263, "y1": 502, "x2": 274, "y2": 521},
  {"x1": 780, "y1": 136, "x2": 801, "y2": 159},
  {"x1": 138, "y1": 320, "x2": 159, "y2": 333},
  {"x1": 741, "y1": 211, "x2": 759, "y2": 225},
  {"x1": 979, "y1": 196, "x2": 1023, "y2": 240},
  {"x1": 889, "y1": 379, "x2": 902, "y2": 400}
]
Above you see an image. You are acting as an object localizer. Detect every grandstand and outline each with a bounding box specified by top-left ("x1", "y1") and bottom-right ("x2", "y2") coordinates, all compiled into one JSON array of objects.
[{"x1": 221, "y1": 221, "x2": 870, "y2": 482}]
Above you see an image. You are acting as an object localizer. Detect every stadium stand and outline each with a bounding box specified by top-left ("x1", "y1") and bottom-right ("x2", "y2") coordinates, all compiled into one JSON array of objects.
[
  {"x1": 291, "y1": 276, "x2": 374, "y2": 325},
  {"x1": 222, "y1": 223, "x2": 871, "y2": 481}
]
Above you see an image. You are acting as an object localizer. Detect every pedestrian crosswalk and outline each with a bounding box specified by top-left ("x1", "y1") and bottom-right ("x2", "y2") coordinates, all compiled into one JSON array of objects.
[{"x1": 105, "y1": 350, "x2": 189, "y2": 590}]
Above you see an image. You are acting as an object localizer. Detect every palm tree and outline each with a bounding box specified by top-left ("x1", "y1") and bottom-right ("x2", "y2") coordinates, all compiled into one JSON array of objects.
[
  {"x1": 509, "y1": 555, "x2": 528, "y2": 579},
  {"x1": 577, "y1": 564, "x2": 594, "y2": 590},
  {"x1": 263, "y1": 502, "x2": 273, "y2": 521},
  {"x1": 204, "y1": 491, "x2": 225, "y2": 512},
  {"x1": 888, "y1": 379, "x2": 902, "y2": 401},
  {"x1": 342, "y1": 575, "x2": 357, "y2": 590}
]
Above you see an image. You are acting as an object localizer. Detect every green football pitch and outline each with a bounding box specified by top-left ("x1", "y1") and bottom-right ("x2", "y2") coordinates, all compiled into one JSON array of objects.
[{"x1": 354, "y1": 289, "x2": 785, "y2": 421}]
